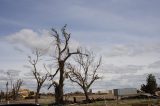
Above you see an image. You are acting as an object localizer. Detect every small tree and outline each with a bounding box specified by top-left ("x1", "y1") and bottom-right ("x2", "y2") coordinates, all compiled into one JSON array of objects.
[
  {"x1": 6, "y1": 71, "x2": 23, "y2": 100},
  {"x1": 12, "y1": 79, "x2": 23, "y2": 100},
  {"x1": 141, "y1": 74, "x2": 157, "y2": 94},
  {"x1": 0, "y1": 90, "x2": 5, "y2": 102},
  {"x1": 28, "y1": 50, "x2": 48, "y2": 103},
  {"x1": 5, "y1": 82, "x2": 9, "y2": 103},
  {"x1": 67, "y1": 49, "x2": 101, "y2": 102}
]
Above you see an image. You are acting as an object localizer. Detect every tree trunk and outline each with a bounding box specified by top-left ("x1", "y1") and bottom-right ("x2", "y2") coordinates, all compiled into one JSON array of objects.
[
  {"x1": 84, "y1": 89, "x2": 89, "y2": 103},
  {"x1": 35, "y1": 87, "x2": 40, "y2": 104},
  {"x1": 13, "y1": 89, "x2": 18, "y2": 100},
  {"x1": 54, "y1": 85, "x2": 59, "y2": 103},
  {"x1": 55, "y1": 61, "x2": 64, "y2": 104},
  {"x1": 55, "y1": 85, "x2": 63, "y2": 104},
  {"x1": 6, "y1": 82, "x2": 9, "y2": 103}
]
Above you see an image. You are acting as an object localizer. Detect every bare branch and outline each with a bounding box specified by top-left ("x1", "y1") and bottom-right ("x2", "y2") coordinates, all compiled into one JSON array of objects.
[
  {"x1": 28, "y1": 49, "x2": 48, "y2": 103},
  {"x1": 67, "y1": 49, "x2": 102, "y2": 102},
  {"x1": 68, "y1": 75, "x2": 83, "y2": 88},
  {"x1": 48, "y1": 80, "x2": 59, "y2": 89},
  {"x1": 61, "y1": 24, "x2": 71, "y2": 54}
]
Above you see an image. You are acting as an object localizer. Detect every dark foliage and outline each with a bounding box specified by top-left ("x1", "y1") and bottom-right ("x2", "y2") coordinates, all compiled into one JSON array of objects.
[{"x1": 141, "y1": 74, "x2": 157, "y2": 94}]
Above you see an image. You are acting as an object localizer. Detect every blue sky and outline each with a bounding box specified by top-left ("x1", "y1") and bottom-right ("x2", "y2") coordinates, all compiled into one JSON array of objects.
[{"x1": 0, "y1": 0, "x2": 160, "y2": 92}]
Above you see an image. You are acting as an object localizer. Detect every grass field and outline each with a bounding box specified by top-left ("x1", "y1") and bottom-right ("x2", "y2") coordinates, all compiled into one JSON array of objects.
[
  {"x1": 65, "y1": 99, "x2": 160, "y2": 106},
  {"x1": 0, "y1": 95, "x2": 159, "y2": 106},
  {"x1": 39, "y1": 98, "x2": 160, "y2": 106}
]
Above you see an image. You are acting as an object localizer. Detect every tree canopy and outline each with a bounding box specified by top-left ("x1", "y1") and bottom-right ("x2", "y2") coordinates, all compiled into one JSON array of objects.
[{"x1": 141, "y1": 74, "x2": 157, "y2": 94}]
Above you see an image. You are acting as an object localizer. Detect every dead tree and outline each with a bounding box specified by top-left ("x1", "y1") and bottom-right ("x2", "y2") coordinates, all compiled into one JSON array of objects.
[
  {"x1": 5, "y1": 82, "x2": 9, "y2": 103},
  {"x1": 67, "y1": 50, "x2": 101, "y2": 102},
  {"x1": 6, "y1": 71, "x2": 23, "y2": 100},
  {"x1": 28, "y1": 50, "x2": 48, "y2": 103},
  {"x1": 48, "y1": 25, "x2": 86, "y2": 104},
  {"x1": 6, "y1": 72, "x2": 13, "y2": 91},
  {"x1": 0, "y1": 90, "x2": 5, "y2": 102},
  {"x1": 12, "y1": 79, "x2": 23, "y2": 100}
]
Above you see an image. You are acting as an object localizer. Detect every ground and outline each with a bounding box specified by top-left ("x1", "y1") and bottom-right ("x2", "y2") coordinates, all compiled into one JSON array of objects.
[{"x1": 0, "y1": 94, "x2": 159, "y2": 106}]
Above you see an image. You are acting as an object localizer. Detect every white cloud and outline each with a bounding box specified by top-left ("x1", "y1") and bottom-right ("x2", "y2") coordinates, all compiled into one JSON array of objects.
[
  {"x1": 101, "y1": 64, "x2": 143, "y2": 74},
  {"x1": 6, "y1": 29, "x2": 81, "y2": 55},
  {"x1": 1, "y1": 0, "x2": 160, "y2": 92},
  {"x1": 148, "y1": 60, "x2": 160, "y2": 69},
  {"x1": 102, "y1": 43, "x2": 160, "y2": 57},
  {"x1": 6, "y1": 29, "x2": 52, "y2": 51},
  {"x1": 2, "y1": 28, "x2": 160, "y2": 92}
]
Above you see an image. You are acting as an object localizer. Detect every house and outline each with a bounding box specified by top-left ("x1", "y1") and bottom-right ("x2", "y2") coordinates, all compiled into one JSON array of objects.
[{"x1": 18, "y1": 89, "x2": 34, "y2": 98}]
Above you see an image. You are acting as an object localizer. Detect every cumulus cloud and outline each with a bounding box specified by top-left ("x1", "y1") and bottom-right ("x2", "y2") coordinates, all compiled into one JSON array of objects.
[
  {"x1": 104, "y1": 73, "x2": 160, "y2": 89},
  {"x1": 105, "y1": 44, "x2": 131, "y2": 57},
  {"x1": 6, "y1": 29, "x2": 52, "y2": 52},
  {"x1": 0, "y1": 75, "x2": 8, "y2": 81},
  {"x1": 101, "y1": 43, "x2": 160, "y2": 57},
  {"x1": 102, "y1": 64, "x2": 143, "y2": 74},
  {"x1": 0, "y1": 69, "x2": 21, "y2": 76},
  {"x1": 0, "y1": 69, "x2": 6, "y2": 74},
  {"x1": 1, "y1": 0, "x2": 160, "y2": 92},
  {"x1": 148, "y1": 60, "x2": 160, "y2": 69},
  {"x1": 86, "y1": 72, "x2": 160, "y2": 91},
  {"x1": 7, "y1": 69, "x2": 21, "y2": 76},
  {"x1": 6, "y1": 29, "x2": 81, "y2": 55},
  {"x1": 0, "y1": 69, "x2": 22, "y2": 83},
  {"x1": 4, "y1": 28, "x2": 160, "y2": 91},
  {"x1": 69, "y1": 39, "x2": 80, "y2": 52},
  {"x1": 101, "y1": 74, "x2": 146, "y2": 90}
]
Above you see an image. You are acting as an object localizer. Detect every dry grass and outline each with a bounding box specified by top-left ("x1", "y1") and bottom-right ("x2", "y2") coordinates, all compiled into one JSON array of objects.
[{"x1": 0, "y1": 94, "x2": 159, "y2": 106}]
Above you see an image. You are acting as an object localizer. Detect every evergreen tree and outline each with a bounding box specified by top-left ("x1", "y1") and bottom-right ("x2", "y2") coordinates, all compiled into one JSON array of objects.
[{"x1": 141, "y1": 74, "x2": 157, "y2": 94}]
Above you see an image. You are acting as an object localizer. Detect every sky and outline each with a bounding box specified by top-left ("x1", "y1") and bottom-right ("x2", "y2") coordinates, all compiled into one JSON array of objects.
[{"x1": 0, "y1": 0, "x2": 160, "y2": 93}]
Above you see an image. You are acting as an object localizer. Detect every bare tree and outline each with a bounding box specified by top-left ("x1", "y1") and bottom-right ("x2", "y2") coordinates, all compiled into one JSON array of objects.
[
  {"x1": 67, "y1": 49, "x2": 102, "y2": 102},
  {"x1": 6, "y1": 71, "x2": 23, "y2": 101},
  {"x1": 5, "y1": 82, "x2": 9, "y2": 103},
  {"x1": 48, "y1": 25, "x2": 86, "y2": 104},
  {"x1": 28, "y1": 50, "x2": 48, "y2": 103},
  {"x1": 6, "y1": 72, "x2": 13, "y2": 91},
  {"x1": 12, "y1": 79, "x2": 23, "y2": 100},
  {"x1": 0, "y1": 90, "x2": 5, "y2": 102}
]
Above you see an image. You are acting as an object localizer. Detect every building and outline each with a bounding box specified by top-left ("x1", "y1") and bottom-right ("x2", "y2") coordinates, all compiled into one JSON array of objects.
[
  {"x1": 18, "y1": 89, "x2": 34, "y2": 98},
  {"x1": 113, "y1": 88, "x2": 137, "y2": 96}
]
